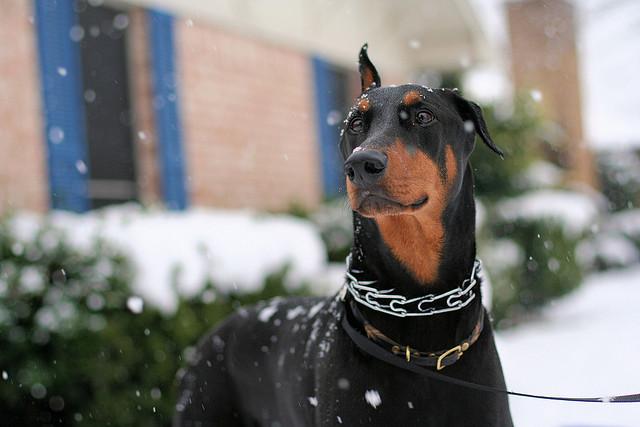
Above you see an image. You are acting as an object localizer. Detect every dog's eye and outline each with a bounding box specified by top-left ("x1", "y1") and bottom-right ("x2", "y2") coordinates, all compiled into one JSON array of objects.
[
  {"x1": 348, "y1": 117, "x2": 364, "y2": 134},
  {"x1": 416, "y1": 110, "x2": 435, "y2": 126}
]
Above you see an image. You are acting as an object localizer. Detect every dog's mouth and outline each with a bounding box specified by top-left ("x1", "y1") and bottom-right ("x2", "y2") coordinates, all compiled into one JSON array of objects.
[{"x1": 354, "y1": 192, "x2": 428, "y2": 217}]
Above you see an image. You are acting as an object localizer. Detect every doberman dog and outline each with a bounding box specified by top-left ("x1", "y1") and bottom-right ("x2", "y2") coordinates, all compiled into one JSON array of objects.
[{"x1": 174, "y1": 45, "x2": 513, "y2": 427}]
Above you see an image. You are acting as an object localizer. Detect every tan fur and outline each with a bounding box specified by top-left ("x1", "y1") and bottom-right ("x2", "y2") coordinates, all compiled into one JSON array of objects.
[
  {"x1": 346, "y1": 140, "x2": 458, "y2": 284},
  {"x1": 362, "y1": 69, "x2": 376, "y2": 91},
  {"x1": 402, "y1": 90, "x2": 422, "y2": 106},
  {"x1": 357, "y1": 98, "x2": 370, "y2": 112},
  {"x1": 445, "y1": 145, "x2": 457, "y2": 183}
]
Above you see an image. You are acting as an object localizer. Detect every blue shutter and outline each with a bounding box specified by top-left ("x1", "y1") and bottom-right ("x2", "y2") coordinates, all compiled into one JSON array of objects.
[
  {"x1": 312, "y1": 57, "x2": 344, "y2": 197},
  {"x1": 34, "y1": 0, "x2": 89, "y2": 212},
  {"x1": 148, "y1": 10, "x2": 188, "y2": 210}
]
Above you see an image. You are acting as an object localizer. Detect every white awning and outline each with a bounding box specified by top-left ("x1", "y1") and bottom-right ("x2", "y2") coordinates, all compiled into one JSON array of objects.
[{"x1": 113, "y1": 0, "x2": 492, "y2": 74}]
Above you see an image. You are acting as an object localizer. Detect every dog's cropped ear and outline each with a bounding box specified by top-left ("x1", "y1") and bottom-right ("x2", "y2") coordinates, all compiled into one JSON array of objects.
[
  {"x1": 359, "y1": 43, "x2": 381, "y2": 92},
  {"x1": 450, "y1": 92, "x2": 504, "y2": 158}
]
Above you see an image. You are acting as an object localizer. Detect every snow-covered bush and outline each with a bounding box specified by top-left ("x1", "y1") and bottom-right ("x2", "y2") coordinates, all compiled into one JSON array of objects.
[
  {"x1": 0, "y1": 208, "x2": 319, "y2": 426},
  {"x1": 309, "y1": 197, "x2": 353, "y2": 262},
  {"x1": 597, "y1": 149, "x2": 640, "y2": 211},
  {"x1": 479, "y1": 190, "x2": 600, "y2": 326},
  {"x1": 576, "y1": 232, "x2": 640, "y2": 271},
  {"x1": 7, "y1": 205, "x2": 327, "y2": 312},
  {"x1": 576, "y1": 208, "x2": 640, "y2": 272},
  {"x1": 516, "y1": 160, "x2": 564, "y2": 190},
  {"x1": 605, "y1": 208, "x2": 640, "y2": 248},
  {"x1": 495, "y1": 189, "x2": 601, "y2": 238}
]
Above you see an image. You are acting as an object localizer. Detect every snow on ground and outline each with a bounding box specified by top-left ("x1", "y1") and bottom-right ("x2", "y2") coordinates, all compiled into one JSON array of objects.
[
  {"x1": 9, "y1": 205, "x2": 326, "y2": 313},
  {"x1": 497, "y1": 266, "x2": 640, "y2": 427}
]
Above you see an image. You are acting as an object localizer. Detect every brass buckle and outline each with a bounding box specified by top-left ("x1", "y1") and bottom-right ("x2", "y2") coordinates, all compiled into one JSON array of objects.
[{"x1": 436, "y1": 345, "x2": 463, "y2": 371}]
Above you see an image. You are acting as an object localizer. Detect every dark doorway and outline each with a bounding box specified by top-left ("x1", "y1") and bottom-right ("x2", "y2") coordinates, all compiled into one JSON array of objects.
[{"x1": 76, "y1": 0, "x2": 137, "y2": 208}]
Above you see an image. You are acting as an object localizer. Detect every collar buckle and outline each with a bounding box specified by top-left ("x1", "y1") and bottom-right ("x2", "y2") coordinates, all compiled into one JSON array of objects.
[{"x1": 437, "y1": 345, "x2": 464, "y2": 371}]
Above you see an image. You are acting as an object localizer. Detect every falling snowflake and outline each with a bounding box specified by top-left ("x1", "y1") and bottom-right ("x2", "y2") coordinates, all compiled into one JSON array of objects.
[
  {"x1": 48, "y1": 127, "x2": 65, "y2": 144},
  {"x1": 75, "y1": 160, "x2": 87, "y2": 174},
  {"x1": 113, "y1": 14, "x2": 129, "y2": 30},
  {"x1": 84, "y1": 89, "x2": 96, "y2": 103},
  {"x1": 69, "y1": 25, "x2": 84, "y2": 42},
  {"x1": 364, "y1": 389, "x2": 382, "y2": 409},
  {"x1": 464, "y1": 120, "x2": 475, "y2": 133},
  {"x1": 326, "y1": 110, "x2": 342, "y2": 126},
  {"x1": 530, "y1": 89, "x2": 543, "y2": 102},
  {"x1": 31, "y1": 383, "x2": 47, "y2": 399},
  {"x1": 127, "y1": 296, "x2": 144, "y2": 314}
]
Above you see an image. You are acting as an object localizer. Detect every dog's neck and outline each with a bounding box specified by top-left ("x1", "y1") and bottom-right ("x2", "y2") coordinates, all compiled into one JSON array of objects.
[{"x1": 348, "y1": 164, "x2": 481, "y2": 350}]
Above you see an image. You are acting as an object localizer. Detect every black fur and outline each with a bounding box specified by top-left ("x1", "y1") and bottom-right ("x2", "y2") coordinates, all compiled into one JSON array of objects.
[{"x1": 173, "y1": 47, "x2": 513, "y2": 427}]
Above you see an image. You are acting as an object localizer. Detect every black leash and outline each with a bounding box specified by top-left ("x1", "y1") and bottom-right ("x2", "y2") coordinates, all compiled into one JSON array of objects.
[{"x1": 341, "y1": 309, "x2": 640, "y2": 403}]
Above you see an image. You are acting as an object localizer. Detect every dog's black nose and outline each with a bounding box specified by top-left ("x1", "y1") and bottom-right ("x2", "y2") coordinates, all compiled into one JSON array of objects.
[{"x1": 344, "y1": 149, "x2": 388, "y2": 186}]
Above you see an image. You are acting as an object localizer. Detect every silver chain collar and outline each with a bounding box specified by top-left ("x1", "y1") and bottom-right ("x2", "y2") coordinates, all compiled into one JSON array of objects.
[{"x1": 342, "y1": 255, "x2": 482, "y2": 318}]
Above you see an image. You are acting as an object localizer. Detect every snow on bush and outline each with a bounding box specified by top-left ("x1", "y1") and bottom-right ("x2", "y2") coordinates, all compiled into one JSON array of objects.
[
  {"x1": 496, "y1": 189, "x2": 601, "y2": 236},
  {"x1": 605, "y1": 208, "x2": 640, "y2": 237},
  {"x1": 309, "y1": 197, "x2": 353, "y2": 262},
  {"x1": 8, "y1": 204, "x2": 327, "y2": 312},
  {"x1": 576, "y1": 233, "x2": 640, "y2": 271},
  {"x1": 516, "y1": 160, "x2": 564, "y2": 189},
  {"x1": 480, "y1": 238, "x2": 523, "y2": 272}
]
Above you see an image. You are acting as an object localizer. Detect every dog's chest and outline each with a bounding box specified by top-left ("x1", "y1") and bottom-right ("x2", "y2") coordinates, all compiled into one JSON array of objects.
[
  {"x1": 310, "y1": 347, "x2": 488, "y2": 427},
  {"x1": 239, "y1": 304, "x2": 481, "y2": 426}
]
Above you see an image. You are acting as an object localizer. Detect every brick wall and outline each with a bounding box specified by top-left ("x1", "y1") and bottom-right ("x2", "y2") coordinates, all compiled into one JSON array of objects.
[
  {"x1": 0, "y1": 7, "x2": 343, "y2": 213},
  {"x1": 176, "y1": 20, "x2": 322, "y2": 211},
  {"x1": 507, "y1": 0, "x2": 596, "y2": 188},
  {"x1": 0, "y1": 0, "x2": 48, "y2": 212}
]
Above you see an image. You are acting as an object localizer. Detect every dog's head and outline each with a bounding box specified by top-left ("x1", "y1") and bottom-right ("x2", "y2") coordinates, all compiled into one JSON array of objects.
[{"x1": 340, "y1": 44, "x2": 502, "y2": 219}]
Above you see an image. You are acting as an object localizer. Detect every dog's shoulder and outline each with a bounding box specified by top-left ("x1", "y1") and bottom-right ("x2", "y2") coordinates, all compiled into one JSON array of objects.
[
  {"x1": 229, "y1": 295, "x2": 343, "y2": 326},
  {"x1": 194, "y1": 294, "x2": 346, "y2": 353}
]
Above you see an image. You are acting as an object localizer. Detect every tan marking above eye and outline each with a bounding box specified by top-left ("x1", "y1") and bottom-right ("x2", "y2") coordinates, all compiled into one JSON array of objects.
[
  {"x1": 402, "y1": 90, "x2": 422, "y2": 106},
  {"x1": 357, "y1": 98, "x2": 370, "y2": 112}
]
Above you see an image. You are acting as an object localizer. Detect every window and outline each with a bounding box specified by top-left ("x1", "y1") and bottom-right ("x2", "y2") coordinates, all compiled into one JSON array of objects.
[{"x1": 77, "y1": 1, "x2": 137, "y2": 208}]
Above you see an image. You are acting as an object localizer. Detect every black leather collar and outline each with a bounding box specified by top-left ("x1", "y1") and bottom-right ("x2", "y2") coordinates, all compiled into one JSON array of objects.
[{"x1": 342, "y1": 296, "x2": 484, "y2": 370}]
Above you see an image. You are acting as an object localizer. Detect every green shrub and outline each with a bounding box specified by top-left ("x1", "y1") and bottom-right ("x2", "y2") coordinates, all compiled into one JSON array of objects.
[
  {"x1": 288, "y1": 198, "x2": 353, "y2": 263},
  {"x1": 469, "y1": 96, "x2": 593, "y2": 328},
  {"x1": 471, "y1": 97, "x2": 545, "y2": 200},
  {"x1": 310, "y1": 198, "x2": 353, "y2": 262},
  {"x1": 0, "y1": 218, "x2": 305, "y2": 427}
]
